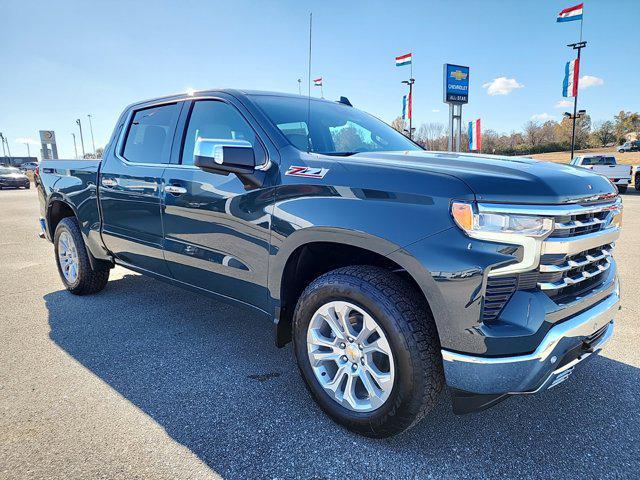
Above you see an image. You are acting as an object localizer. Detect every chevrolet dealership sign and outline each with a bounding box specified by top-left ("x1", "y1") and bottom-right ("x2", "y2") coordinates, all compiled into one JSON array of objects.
[{"x1": 443, "y1": 64, "x2": 470, "y2": 104}]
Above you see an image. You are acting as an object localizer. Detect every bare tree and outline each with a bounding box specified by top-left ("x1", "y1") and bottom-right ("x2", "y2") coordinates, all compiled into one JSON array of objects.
[
  {"x1": 416, "y1": 122, "x2": 446, "y2": 150},
  {"x1": 523, "y1": 120, "x2": 542, "y2": 147},
  {"x1": 390, "y1": 116, "x2": 407, "y2": 135}
]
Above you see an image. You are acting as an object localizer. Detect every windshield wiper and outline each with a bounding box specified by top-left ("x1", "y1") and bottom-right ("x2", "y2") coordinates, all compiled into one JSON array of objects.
[{"x1": 317, "y1": 151, "x2": 361, "y2": 157}]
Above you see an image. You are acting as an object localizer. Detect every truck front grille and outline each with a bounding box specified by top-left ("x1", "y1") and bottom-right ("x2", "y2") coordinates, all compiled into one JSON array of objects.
[
  {"x1": 548, "y1": 210, "x2": 610, "y2": 238},
  {"x1": 537, "y1": 244, "x2": 613, "y2": 300},
  {"x1": 483, "y1": 198, "x2": 620, "y2": 320}
]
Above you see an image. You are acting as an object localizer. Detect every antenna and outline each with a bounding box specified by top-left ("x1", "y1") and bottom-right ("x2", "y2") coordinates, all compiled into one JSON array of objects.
[{"x1": 306, "y1": 12, "x2": 312, "y2": 153}]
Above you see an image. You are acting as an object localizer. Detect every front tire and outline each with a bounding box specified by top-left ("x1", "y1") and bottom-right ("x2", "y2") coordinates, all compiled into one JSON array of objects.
[
  {"x1": 293, "y1": 266, "x2": 444, "y2": 438},
  {"x1": 54, "y1": 217, "x2": 109, "y2": 295}
]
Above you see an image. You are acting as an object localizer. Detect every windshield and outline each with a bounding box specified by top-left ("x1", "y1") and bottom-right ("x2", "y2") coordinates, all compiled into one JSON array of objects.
[
  {"x1": 250, "y1": 95, "x2": 421, "y2": 155},
  {"x1": 581, "y1": 156, "x2": 616, "y2": 166},
  {"x1": 0, "y1": 167, "x2": 20, "y2": 174}
]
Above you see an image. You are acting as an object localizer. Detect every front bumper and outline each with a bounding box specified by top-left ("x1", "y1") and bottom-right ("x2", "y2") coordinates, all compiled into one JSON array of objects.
[{"x1": 441, "y1": 283, "x2": 619, "y2": 397}]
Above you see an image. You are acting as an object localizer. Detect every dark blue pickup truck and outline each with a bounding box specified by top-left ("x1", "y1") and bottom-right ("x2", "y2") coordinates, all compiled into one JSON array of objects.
[{"x1": 37, "y1": 90, "x2": 622, "y2": 437}]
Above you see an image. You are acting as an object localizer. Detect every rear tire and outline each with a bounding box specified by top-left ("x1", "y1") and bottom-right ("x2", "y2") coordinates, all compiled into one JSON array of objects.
[
  {"x1": 618, "y1": 185, "x2": 628, "y2": 194},
  {"x1": 54, "y1": 217, "x2": 109, "y2": 295},
  {"x1": 293, "y1": 265, "x2": 444, "y2": 438},
  {"x1": 25, "y1": 183, "x2": 30, "y2": 189}
]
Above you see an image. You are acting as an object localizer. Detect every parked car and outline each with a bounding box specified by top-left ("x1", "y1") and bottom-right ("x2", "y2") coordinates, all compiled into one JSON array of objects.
[
  {"x1": 570, "y1": 154, "x2": 633, "y2": 193},
  {"x1": 37, "y1": 90, "x2": 622, "y2": 437},
  {"x1": 617, "y1": 141, "x2": 640, "y2": 153},
  {"x1": 19, "y1": 161, "x2": 39, "y2": 172},
  {"x1": 0, "y1": 166, "x2": 30, "y2": 189}
]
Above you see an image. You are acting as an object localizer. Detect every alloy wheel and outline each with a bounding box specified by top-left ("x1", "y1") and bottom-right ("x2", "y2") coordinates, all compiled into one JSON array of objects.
[{"x1": 306, "y1": 301, "x2": 395, "y2": 412}]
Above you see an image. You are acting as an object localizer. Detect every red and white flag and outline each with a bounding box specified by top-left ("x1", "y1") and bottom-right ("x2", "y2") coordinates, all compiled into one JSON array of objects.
[
  {"x1": 562, "y1": 58, "x2": 580, "y2": 97},
  {"x1": 468, "y1": 119, "x2": 481, "y2": 151}
]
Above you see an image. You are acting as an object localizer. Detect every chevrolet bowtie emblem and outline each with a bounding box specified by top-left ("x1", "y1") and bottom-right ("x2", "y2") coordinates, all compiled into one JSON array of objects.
[{"x1": 451, "y1": 70, "x2": 467, "y2": 81}]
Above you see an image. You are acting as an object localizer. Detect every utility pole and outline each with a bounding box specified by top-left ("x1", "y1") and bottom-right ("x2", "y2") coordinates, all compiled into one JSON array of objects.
[
  {"x1": 87, "y1": 114, "x2": 96, "y2": 155},
  {"x1": 567, "y1": 41, "x2": 586, "y2": 160},
  {"x1": 71, "y1": 133, "x2": 78, "y2": 159},
  {"x1": 75, "y1": 119, "x2": 86, "y2": 158}
]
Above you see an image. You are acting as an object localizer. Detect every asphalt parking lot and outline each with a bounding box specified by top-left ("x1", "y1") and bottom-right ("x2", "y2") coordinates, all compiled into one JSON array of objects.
[{"x1": 1, "y1": 187, "x2": 639, "y2": 480}]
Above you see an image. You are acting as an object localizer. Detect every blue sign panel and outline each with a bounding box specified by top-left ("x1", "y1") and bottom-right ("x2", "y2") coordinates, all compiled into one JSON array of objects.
[{"x1": 443, "y1": 64, "x2": 470, "y2": 104}]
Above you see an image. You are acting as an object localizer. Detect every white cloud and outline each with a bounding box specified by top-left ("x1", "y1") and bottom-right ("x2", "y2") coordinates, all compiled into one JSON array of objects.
[
  {"x1": 554, "y1": 99, "x2": 573, "y2": 109},
  {"x1": 530, "y1": 113, "x2": 555, "y2": 122},
  {"x1": 579, "y1": 75, "x2": 604, "y2": 90},
  {"x1": 482, "y1": 77, "x2": 524, "y2": 96},
  {"x1": 431, "y1": 109, "x2": 440, "y2": 113},
  {"x1": 15, "y1": 137, "x2": 40, "y2": 145}
]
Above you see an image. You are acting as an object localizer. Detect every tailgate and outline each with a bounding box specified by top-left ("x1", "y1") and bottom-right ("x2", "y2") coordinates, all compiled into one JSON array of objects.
[{"x1": 591, "y1": 165, "x2": 631, "y2": 179}]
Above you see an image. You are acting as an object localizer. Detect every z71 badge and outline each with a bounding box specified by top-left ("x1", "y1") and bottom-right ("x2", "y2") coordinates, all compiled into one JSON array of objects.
[{"x1": 285, "y1": 166, "x2": 329, "y2": 179}]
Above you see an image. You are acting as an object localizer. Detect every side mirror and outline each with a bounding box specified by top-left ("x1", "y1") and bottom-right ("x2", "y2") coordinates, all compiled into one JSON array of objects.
[{"x1": 194, "y1": 138, "x2": 256, "y2": 175}]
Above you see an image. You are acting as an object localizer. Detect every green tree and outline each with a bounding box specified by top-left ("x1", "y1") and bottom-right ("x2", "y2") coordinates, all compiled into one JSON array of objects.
[{"x1": 592, "y1": 120, "x2": 616, "y2": 147}]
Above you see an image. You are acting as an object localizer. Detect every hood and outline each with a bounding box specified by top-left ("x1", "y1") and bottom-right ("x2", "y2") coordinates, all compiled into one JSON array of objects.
[
  {"x1": 342, "y1": 151, "x2": 616, "y2": 204},
  {"x1": 0, "y1": 173, "x2": 28, "y2": 180}
]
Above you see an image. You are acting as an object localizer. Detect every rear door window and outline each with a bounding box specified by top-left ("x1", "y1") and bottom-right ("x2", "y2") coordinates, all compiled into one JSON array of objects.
[{"x1": 122, "y1": 103, "x2": 180, "y2": 164}]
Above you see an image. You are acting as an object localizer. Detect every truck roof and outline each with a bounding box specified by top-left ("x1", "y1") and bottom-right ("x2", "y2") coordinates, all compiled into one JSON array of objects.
[{"x1": 125, "y1": 88, "x2": 339, "y2": 110}]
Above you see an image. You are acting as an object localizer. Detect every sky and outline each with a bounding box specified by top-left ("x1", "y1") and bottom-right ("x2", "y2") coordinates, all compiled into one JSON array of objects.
[{"x1": 1, "y1": 0, "x2": 639, "y2": 159}]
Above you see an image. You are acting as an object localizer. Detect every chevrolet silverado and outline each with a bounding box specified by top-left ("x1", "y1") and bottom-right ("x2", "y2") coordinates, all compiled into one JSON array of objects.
[{"x1": 37, "y1": 90, "x2": 622, "y2": 437}]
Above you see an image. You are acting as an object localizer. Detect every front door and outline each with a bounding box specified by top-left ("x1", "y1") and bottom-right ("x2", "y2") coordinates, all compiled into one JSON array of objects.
[
  {"x1": 161, "y1": 98, "x2": 274, "y2": 311},
  {"x1": 100, "y1": 101, "x2": 182, "y2": 277}
]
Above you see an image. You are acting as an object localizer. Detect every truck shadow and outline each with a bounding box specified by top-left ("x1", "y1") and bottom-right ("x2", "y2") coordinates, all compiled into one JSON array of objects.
[{"x1": 45, "y1": 274, "x2": 639, "y2": 479}]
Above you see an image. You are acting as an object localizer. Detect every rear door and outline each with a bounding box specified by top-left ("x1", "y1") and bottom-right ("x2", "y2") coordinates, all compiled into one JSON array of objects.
[
  {"x1": 99, "y1": 101, "x2": 182, "y2": 276},
  {"x1": 161, "y1": 96, "x2": 275, "y2": 310}
]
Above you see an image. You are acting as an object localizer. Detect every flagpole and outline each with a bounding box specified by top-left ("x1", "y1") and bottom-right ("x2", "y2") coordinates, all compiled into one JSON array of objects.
[
  {"x1": 579, "y1": 14, "x2": 583, "y2": 42},
  {"x1": 306, "y1": 12, "x2": 312, "y2": 153}
]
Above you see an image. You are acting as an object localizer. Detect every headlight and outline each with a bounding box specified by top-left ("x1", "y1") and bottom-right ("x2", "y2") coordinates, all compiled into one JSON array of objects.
[{"x1": 451, "y1": 202, "x2": 554, "y2": 238}]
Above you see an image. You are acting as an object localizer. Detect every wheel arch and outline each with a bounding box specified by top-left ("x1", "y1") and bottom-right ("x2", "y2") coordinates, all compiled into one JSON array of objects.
[
  {"x1": 271, "y1": 228, "x2": 442, "y2": 347},
  {"x1": 46, "y1": 195, "x2": 112, "y2": 271},
  {"x1": 46, "y1": 195, "x2": 77, "y2": 240}
]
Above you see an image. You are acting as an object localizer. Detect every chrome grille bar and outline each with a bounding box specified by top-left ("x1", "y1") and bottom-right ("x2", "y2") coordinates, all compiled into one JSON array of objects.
[
  {"x1": 538, "y1": 259, "x2": 611, "y2": 291},
  {"x1": 539, "y1": 244, "x2": 613, "y2": 273},
  {"x1": 553, "y1": 217, "x2": 604, "y2": 231}
]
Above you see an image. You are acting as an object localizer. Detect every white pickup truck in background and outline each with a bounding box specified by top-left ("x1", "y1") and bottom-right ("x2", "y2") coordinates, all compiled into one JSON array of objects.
[{"x1": 570, "y1": 154, "x2": 633, "y2": 193}]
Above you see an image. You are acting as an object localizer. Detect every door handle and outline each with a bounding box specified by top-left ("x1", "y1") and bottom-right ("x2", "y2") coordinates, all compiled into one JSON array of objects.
[
  {"x1": 164, "y1": 185, "x2": 187, "y2": 195},
  {"x1": 101, "y1": 178, "x2": 117, "y2": 187}
]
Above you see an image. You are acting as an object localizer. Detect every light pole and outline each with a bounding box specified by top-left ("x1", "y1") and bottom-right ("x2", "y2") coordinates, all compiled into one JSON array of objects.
[
  {"x1": 87, "y1": 114, "x2": 96, "y2": 155},
  {"x1": 401, "y1": 78, "x2": 415, "y2": 140},
  {"x1": 75, "y1": 119, "x2": 85, "y2": 158},
  {"x1": 71, "y1": 133, "x2": 78, "y2": 159},
  {"x1": 564, "y1": 109, "x2": 587, "y2": 159},
  {"x1": 0, "y1": 133, "x2": 6, "y2": 158},
  {"x1": 567, "y1": 41, "x2": 587, "y2": 160},
  {"x1": 20, "y1": 141, "x2": 31, "y2": 158},
  {"x1": 0, "y1": 133, "x2": 12, "y2": 163}
]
